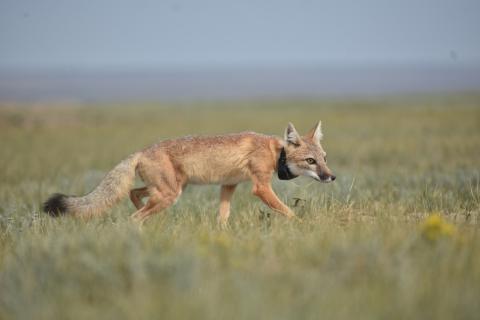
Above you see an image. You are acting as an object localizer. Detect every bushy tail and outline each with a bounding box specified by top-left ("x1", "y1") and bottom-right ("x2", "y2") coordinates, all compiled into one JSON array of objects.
[{"x1": 43, "y1": 152, "x2": 141, "y2": 218}]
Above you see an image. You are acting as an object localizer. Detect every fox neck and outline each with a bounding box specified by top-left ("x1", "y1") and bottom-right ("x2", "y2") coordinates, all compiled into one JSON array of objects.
[{"x1": 277, "y1": 147, "x2": 298, "y2": 180}]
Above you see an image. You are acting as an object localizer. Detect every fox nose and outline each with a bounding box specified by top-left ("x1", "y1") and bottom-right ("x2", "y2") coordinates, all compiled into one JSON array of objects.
[{"x1": 320, "y1": 173, "x2": 335, "y2": 182}]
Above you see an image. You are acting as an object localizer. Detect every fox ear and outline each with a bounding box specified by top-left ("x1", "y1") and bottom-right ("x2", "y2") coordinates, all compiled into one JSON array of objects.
[
  {"x1": 284, "y1": 122, "x2": 301, "y2": 145},
  {"x1": 306, "y1": 121, "x2": 323, "y2": 143}
]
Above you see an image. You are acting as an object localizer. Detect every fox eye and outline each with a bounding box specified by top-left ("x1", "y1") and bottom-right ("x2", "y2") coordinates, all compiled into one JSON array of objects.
[{"x1": 306, "y1": 158, "x2": 316, "y2": 165}]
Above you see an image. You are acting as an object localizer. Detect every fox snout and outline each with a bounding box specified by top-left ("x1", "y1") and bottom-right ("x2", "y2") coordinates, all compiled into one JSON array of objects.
[
  {"x1": 319, "y1": 172, "x2": 336, "y2": 182},
  {"x1": 317, "y1": 163, "x2": 335, "y2": 183}
]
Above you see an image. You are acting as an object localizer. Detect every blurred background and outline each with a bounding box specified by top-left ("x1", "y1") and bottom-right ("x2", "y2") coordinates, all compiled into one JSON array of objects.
[{"x1": 1, "y1": 0, "x2": 480, "y2": 102}]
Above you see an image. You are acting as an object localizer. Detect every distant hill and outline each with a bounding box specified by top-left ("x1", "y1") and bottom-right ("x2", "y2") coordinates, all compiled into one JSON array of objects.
[{"x1": 1, "y1": 65, "x2": 480, "y2": 103}]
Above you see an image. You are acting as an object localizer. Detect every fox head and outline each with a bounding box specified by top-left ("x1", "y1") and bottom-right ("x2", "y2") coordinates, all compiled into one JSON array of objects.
[{"x1": 281, "y1": 121, "x2": 336, "y2": 183}]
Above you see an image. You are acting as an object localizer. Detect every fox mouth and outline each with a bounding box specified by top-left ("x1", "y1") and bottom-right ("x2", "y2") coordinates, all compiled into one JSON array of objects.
[
  {"x1": 319, "y1": 174, "x2": 336, "y2": 183},
  {"x1": 303, "y1": 169, "x2": 336, "y2": 183}
]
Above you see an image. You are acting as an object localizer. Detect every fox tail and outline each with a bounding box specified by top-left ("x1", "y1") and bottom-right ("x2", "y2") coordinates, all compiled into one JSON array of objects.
[{"x1": 43, "y1": 153, "x2": 141, "y2": 218}]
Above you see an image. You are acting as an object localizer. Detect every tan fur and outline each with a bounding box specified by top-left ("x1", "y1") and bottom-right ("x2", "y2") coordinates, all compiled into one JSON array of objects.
[{"x1": 44, "y1": 122, "x2": 335, "y2": 225}]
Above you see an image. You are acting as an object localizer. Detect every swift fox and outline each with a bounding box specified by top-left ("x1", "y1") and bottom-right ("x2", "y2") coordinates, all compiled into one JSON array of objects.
[{"x1": 43, "y1": 121, "x2": 335, "y2": 224}]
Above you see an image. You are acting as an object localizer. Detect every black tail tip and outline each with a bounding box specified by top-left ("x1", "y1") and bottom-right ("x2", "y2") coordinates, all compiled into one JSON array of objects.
[{"x1": 42, "y1": 193, "x2": 69, "y2": 217}]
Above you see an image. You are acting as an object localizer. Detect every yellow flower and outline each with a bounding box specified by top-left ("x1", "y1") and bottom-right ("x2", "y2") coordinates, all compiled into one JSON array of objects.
[
  {"x1": 213, "y1": 232, "x2": 232, "y2": 249},
  {"x1": 420, "y1": 213, "x2": 456, "y2": 242}
]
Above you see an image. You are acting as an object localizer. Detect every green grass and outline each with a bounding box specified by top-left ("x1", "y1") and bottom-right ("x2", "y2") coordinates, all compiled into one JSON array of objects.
[{"x1": 1, "y1": 95, "x2": 480, "y2": 320}]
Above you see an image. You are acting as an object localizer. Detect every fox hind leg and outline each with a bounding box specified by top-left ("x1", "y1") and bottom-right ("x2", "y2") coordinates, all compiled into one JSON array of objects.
[
  {"x1": 129, "y1": 187, "x2": 149, "y2": 209},
  {"x1": 130, "y1": 165, "x2": 185, "y2": 225},
  {"x1": 131, "y1": 186, "x2": 182, "y2": 225},
  {"x1": 131, "y1": 155, "x2": 186, "y2": 225}
]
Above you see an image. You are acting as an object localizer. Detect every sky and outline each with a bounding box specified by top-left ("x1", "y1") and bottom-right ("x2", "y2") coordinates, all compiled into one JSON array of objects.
[{"x1": 1, "y1": 0, "x2": 480, "y2": 70}]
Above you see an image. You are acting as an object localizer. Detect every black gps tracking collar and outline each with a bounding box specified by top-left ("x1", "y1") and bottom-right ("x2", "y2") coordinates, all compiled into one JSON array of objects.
[{"x1": 277, "y1": 148, "x2": 298, "y2": 180}]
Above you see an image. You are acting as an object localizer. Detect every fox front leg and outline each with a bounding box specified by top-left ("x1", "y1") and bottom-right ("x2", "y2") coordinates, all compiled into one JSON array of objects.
[
  {"x1": 218, "y1": 184, "x2": 237, "y2": 227},
  {"x1": 252, "y1": 183, "x2": 295, "y2": 218}
]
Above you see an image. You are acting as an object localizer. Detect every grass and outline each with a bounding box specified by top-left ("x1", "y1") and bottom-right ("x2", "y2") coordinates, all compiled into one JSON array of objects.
[{"x1": 0, "y1": 95, "x2": 480, "y2": 320}]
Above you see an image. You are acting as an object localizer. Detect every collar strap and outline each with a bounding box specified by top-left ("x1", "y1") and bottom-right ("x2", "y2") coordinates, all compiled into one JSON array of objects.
[{"x1": 277, "y1": 147, "x2": 298, "y2": 180}]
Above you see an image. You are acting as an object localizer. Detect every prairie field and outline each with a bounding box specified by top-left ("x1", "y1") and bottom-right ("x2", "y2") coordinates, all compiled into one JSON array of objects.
[{"x1": 0, "y1": 95, "x2": 480, "y2": 320}]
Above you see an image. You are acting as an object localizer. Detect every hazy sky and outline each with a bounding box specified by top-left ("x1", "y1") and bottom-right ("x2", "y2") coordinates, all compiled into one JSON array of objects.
[{"x1": 1, "y1": 0, "x2": 479, "y2": 69}]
